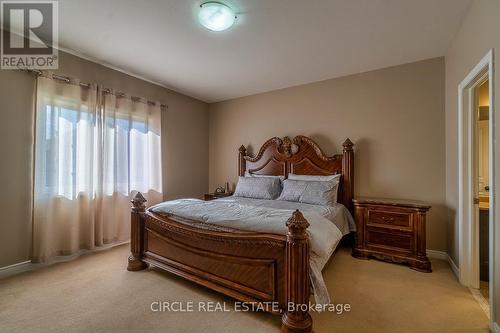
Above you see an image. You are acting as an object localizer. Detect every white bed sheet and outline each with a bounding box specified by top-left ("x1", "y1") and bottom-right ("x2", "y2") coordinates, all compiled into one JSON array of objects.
[{"x1": 150, "y1": 196, "x2": 355, "y2": 304}]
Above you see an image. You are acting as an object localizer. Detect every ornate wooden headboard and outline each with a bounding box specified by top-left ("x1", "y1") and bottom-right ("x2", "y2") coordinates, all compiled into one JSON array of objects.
[{"x1": 238, "y1": 135, "x2": 354, "y2": 212}]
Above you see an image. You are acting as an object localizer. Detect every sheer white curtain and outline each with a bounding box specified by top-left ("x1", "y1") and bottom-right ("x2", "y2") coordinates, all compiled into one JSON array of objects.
[{"x1": 33, "y1": 75, "x2": 162, "y2": 263}]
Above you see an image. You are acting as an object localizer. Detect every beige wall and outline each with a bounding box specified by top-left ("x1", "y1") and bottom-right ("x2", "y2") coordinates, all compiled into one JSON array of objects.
[
  {"x1": 444, "y1": 0, "x2": 500, "y2": 323},
  {"x1": 0, "y1": 70, "x2": 36, "y2": 268},
  {"x1": 445, "y1": 0, "x2": 499, "y2": 263},
  {"x1": 209, "y1": 57, "x2": 446, "y2": 252},
  {"x1": 0, "y1": 51, "x2": 209, "y2": 267}
]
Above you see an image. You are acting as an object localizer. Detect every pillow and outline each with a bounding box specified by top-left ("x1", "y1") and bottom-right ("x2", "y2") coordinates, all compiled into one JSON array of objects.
[
  {"x1": 277, "y1": 179, "x2": 338, "y2": 206},
  {"x1": 244, "y1": 171, "x2": 285, "y2": 181},
  {"x1": 288, "y1": 173, "x2": 341, "y2": 183},
  {"x1": 233, "y1": 176, "x2": 281, "y2": 200}
]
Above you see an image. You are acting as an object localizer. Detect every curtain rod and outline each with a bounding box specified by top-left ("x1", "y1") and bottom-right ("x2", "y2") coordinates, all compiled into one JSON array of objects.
[{"x1": 22, "y1": 68, "x2": 168, "y2": 109}]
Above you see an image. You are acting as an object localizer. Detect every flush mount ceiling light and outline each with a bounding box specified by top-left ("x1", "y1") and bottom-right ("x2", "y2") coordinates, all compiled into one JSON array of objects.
[{"x1": 198, "y1": 2, "x2": 236, "y2": 32}]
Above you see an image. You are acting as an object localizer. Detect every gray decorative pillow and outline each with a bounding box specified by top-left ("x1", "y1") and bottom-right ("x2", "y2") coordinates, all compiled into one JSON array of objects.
[
  {"x1": 233, "y1": 176, "x2": 282, "y2": 200},
  {"x1": 244, "y1": 170, "x2": 285, "y2": 181},
  {"x1": 278, "y1": 179, "x2": 338, "y2": 206},
  {"x1": 288, "y1": 173, "x2": 341, "y2": 183}
]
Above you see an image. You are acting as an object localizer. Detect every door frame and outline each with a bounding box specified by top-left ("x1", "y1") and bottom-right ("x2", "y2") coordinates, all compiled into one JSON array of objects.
[{"x1": 458, "y1": 49, "x2": 495, "y2": 325}]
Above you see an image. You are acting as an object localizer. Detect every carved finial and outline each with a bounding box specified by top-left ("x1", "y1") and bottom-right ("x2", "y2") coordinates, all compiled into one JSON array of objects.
[
  {"x1": 286, "y1": 209, "x2": 310, "y2": 237},
  {"x1": 342, "y1": 138, "x2": 354, "y2": 152},
  {"x1": 131, "y1": 192, "x2": 147, "y2": 212},
  {"x1": 239, "y1": 145, "x2": 247, "y2": 154}
]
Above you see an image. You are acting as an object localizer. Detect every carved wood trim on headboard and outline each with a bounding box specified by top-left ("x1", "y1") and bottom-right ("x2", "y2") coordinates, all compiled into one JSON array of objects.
[{"x1": 238, "y1": 136, "x2": 355, "y2": 212}]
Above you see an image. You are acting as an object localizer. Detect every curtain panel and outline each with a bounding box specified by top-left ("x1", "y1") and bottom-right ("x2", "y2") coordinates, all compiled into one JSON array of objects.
[{"x1": 32, "y1": 75, "x2": 162, "y2": 263}]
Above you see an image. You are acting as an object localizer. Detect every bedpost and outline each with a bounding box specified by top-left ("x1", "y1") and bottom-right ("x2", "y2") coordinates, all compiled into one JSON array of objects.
[
  {"x1": 238, "y1": 145, "x2": 247, "y2": 176},
  {"x1": 281, "y1": 210, "x2": 312, "y2": 333},
  {"x1": 342, "y1": 138, "x2": 354, "y2": 213},
  {"x1": 127, "y1": 192, "x2": 148, "y2": 271}
]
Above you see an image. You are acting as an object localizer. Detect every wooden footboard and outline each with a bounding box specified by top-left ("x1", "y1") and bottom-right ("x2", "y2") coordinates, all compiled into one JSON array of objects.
[{"x1": 127, "y1": 192, "x2": 312, "y2": 333}]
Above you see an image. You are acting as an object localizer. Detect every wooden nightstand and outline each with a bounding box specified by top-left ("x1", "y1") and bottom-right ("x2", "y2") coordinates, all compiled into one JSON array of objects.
[
  {"x1": 352, "y1": 197, "x2": 432, "y2": 272},
  {"x1": 204, "y1": 192, "x2": 233, "y2": 201}
]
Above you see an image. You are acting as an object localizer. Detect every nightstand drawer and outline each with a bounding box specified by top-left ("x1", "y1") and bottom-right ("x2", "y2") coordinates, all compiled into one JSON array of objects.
[
  {"x1": 366, "y1": 228, "x2": 413, "y2": 253},
  {"x1": 367, "y1": 209, "x2": 411, "y2": 230}
]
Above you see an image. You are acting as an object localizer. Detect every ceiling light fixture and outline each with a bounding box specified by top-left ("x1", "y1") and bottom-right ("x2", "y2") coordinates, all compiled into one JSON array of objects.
[{"x1": 198, "y1": 2, "x2": 236, "y2": 32}]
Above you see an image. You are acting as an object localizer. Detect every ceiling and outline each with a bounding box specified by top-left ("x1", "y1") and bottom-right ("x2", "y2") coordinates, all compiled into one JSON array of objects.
[{"x1": 53, "y1": 0, "x2": 471, "y2": 102}]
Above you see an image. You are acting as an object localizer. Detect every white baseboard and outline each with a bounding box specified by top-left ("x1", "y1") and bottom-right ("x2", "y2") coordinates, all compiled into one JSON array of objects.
[
  {"x1": 0, "y1": 261, "x2": 32, "y2": 279},
  {"x1": 447, "y1": 255, "x2": 460, "y2": 279},
  {"x1": 426, "y1": 249, "x2": 448, "y2": 260},
  {"x1": 493, "y1": 322, "x2": 500, "y2": 333},
  {"x1": 0, "y1": 241, "x2": 129, "y2": 280},
  {"x1": 425, "y1": 249, "x2": 460, "y2": 279}
]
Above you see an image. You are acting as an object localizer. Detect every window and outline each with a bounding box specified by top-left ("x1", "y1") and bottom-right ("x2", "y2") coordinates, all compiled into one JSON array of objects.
[{"x1": 37, "y1": 103, "x2": 158, "y2": 200}]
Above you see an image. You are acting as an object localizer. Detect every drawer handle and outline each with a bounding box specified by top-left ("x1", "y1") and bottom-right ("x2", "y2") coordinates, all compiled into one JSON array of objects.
[{"x1": 381, "y1": 217, "x2": 395, "y2": 223}]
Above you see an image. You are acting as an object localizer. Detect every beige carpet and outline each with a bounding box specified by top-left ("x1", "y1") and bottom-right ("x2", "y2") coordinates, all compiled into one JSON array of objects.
[
  {"x1": 0, "y1": 245, "x2": 489, "y2": 333},
  {"x1": 480, "y1": 281, "x2": 489, "y2": 301}
]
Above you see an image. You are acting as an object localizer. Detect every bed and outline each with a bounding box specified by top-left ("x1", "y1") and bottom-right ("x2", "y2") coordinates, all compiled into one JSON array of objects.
[{"x1": 127, "y1": 135, "x2": 355, "y2": 333}]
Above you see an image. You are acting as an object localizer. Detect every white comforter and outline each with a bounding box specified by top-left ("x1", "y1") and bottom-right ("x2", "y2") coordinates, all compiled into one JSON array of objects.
[{"x1": 150, "y1": 196, "x2": 355, "y2": 304}]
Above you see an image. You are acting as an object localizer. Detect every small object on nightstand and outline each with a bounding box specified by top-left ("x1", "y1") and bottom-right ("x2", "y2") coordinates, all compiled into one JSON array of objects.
[
  {"x1": 352, "y1": 197, "x2": 432, "y2": 272},
  {"x1": 204, "y1": 191, "x2": 233, "y2": 201}
]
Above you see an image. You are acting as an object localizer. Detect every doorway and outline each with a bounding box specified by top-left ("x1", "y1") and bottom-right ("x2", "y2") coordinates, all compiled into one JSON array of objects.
[
  {"x1": 458, "y1": 49, "x2": 495, "y2": 327},
  {"x1": 472, "y1": 78, "x2": 490, "y2": 314},
  {"x1": 476, "y1": 79, "x2": 490, "y2": 307}
]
